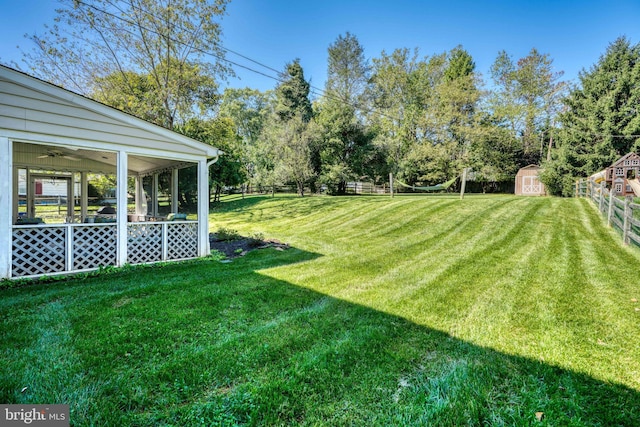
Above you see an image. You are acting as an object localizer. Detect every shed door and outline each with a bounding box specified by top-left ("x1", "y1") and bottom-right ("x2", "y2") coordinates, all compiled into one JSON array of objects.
[{"x1": 522, "y1": 176, "x2": 541, "y2": 194}]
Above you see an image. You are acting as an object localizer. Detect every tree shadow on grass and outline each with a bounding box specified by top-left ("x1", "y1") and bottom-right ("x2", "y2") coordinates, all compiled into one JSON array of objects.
[{"x1": 1, "y1": 246, "x2": 639, "y2": 426}]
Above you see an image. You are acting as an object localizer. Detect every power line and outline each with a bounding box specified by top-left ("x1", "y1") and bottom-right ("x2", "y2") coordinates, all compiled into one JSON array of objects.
[
  {"x1": 74, "y1": 0, "x2": 287, "y2": 84},
  {"x1": 72, "y1": 0, "x2": 404, "y2": 123},
  {"x1": 71, "y1": 0, "x2": 640, "y2": 134}
]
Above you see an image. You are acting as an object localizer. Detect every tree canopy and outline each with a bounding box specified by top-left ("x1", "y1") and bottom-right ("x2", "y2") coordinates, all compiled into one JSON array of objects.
[
  {"x1": 22, "y1": 5, "x2": 640, "y2": 197},
  {"x1": 24, "y1": 0, "x2": 231, "y2": 129},
  {"x1": 542, "y1": 37, "x2": 640, "y2": 195}
]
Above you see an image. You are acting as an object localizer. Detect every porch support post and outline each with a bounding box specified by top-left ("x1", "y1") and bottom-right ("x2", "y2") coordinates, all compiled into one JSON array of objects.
[
  {"x1": 26, "y1": 169, "x2": 33, "y2": 218},
  {"x1": 80, "y1": 172, "x2": 88, "y2": 221},
  {"x1": 0, "y1": 137, "x2": 12, "y2": 279},
  {"x1": 171, "y1": 168, "x2": 179, "y2": 213},
  {"x1": 197, "y1": 159, "x2": 209, "y2": 256},
  {"x1": 152, "y1": 173, "x2": 159, "y2": 216},
  {"x1": 116, "y1": 151, "x2": 128, "y2": 266},
  {"x1": 134, "y1": 174, "x2": 146, "y2": 218},
  {"x1": 12, "y1": 165, "x2": 18, "y2": 223},
  {"x1": 67, "y1": 177, "x2": 74, "y2": 223}
]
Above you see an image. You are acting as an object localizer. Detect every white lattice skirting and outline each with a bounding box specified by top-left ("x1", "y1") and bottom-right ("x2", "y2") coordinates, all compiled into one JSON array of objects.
[{"x1": 12, "y1": 221, "x2": 199, "y2": 278}]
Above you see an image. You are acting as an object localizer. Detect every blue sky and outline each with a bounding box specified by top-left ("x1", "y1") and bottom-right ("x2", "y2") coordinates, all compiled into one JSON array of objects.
[{"x1": 2, "y1": 0, "x2": 640, "y2": 94}]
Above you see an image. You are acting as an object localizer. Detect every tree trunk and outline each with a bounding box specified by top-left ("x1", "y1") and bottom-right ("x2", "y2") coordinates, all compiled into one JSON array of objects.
[{"x1": 338, "y1": 181, "x2": 347, "y2": 195}]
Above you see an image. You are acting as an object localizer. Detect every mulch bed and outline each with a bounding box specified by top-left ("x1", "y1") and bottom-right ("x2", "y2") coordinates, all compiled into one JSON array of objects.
[{"x1": 209, "y1": 234, "x2": 289, "y2": 259}]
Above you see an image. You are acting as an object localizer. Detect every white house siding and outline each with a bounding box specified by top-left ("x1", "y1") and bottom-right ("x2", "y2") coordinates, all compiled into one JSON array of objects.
[{"x1": 0, "y1": 76, "x2": 207, "y2": 157}]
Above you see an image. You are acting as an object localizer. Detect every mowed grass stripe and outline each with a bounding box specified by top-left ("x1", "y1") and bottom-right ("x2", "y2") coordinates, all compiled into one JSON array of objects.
[
  {"x1": 260, "y1": 196, "x2": 524, "y2": 295},
  {"x1": 336, "y1": 198, "x2": 542, "y2": 305},
  {"x1": 3, "y1": 194, "x2": 640, "y2": 425},
  {"x1": 394, "y1": 198, "x2": 550, "y2": 321},
  {"x1": 220, "y1": 195, "x2": 640, "y2": 389},
  {"x1": 265, "y1": 197, "x2": 540, "y2": 303}
]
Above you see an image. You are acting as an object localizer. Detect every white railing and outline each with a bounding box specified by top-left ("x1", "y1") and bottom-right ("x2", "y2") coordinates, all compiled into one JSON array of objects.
[{"x1": 11, "y1": 221, "x2": 199, "y2": 278}]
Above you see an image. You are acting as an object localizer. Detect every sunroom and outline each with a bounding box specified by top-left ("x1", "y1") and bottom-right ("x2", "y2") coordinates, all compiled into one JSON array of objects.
[{"x1": 0, "y1": 65, "x2": 221, "y2": 279}]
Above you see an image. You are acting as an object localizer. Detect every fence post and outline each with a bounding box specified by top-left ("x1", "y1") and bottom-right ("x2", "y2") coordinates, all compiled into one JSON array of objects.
[
  {"x1": 598, "y1": 181, "x2": 604, "y2": 212},
  {"x1": 623, "y1": 196, "x2": 632, "y2": 245},
  {"x1": 586, "y1": 180, "x2": 589, "y2": 199},
  {"x1": 607, "y1": 188, "x2": 615, "y2": 227}
]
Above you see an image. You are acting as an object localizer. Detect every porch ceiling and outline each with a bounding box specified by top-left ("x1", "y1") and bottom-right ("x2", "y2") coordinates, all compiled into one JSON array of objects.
[{"x1": 13, "y1": 142, "x2": 194, "y2": 175}]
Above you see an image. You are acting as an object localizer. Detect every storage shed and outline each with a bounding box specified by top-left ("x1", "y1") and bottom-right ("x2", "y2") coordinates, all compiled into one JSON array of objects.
[
  {"x1": 515, "y1": 165, "x2": 546, "y2": 196},
  {"x1": 0, "y1": 65, "x2": 221, "y2": 279}
]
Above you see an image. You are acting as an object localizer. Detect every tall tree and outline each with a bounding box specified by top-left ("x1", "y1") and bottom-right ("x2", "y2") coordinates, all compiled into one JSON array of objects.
[
  {"x1": 490, "y1": 48, "x2": 565, "y2": 163},
  {"x1": 317, "y1": 33, "x2": 374, "y2": 194},
  {"x1": 316, "y1": 100, "x2": 375, "y2": 194},
  {"x1": 325, "y1": 32, "x2": 370, "y2": 106},
  {"x1": 369, "y1": 47, "x2": 480, "y2": 185},
  {"x1": 175, "y1": 117, "x2": 243, "y2": 204},
  {"x1": 270, "y1": 116, "x2": 317, "y2": 197},
  {"x1": 219, "y1": 88, "x2": 274, "y2": 188},
  {"x1": 542, "y1": 37, "x2": 640, "y2": 195},
  {"x1": 92, "y1": 63, "x2": 218, "y2": 128},
  {"x1": 24, "y1": 0, "x2": 231, "y2": 128},
  {"x1": 433, "y1": 46, "x2": 480, "y2": 172},
  {"x1": 274, "y1": 59, "x2": 313, "y2": 123},
  {"x1": 368, "y1": 48, "x2": 433, "y2": 182},
  {"x1": 444, "y1": 46, "x2": 475, "y2": 82},
  {"x1": 263, "y1": 60, "x2": 315, "y2": 196}
]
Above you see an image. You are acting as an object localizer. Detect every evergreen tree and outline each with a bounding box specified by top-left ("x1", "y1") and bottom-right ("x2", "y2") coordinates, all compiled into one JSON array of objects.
[
  {"x1": 275, "y1": 59, "x2": 313, "y2": 123},
  {"x1": 543, "y1": 37, "x2": 640, "y2": 195},
  {"x1": 317, "y1": 33, "x2": 374, "y2": 194},
  {"x1": 264, "y1": 60, "x2": 316, "y2": 196},
  {"x1": 444, "y1": 46, "x2": 475, "y2": 82}
]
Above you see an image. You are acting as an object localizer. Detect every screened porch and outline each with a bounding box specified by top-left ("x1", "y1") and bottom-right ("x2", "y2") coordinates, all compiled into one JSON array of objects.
[
  {"x1": 10, "y1": 141, "x2": 205, "y2": 278},
  {"x1": 1, "y1": 64, "x2": 219, "y2": 280}
]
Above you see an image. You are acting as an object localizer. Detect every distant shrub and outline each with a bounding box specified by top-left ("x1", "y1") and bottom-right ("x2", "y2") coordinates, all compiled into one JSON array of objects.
[
  {"x1": 216, "y1": 227, "x2": 241, "y2": 241},
  {"x1": 248, "y1": 232, "x2": 265, "y2": 247}
]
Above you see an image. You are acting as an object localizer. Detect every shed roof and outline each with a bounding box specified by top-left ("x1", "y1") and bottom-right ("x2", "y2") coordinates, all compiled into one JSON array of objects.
[{"x1": 517, "y1": 164, "x2": 542, "y2": 172}]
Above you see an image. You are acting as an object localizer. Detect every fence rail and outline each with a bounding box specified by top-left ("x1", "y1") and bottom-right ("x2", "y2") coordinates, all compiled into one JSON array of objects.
[{"x1": 576, "y1": 179, "x2": 640, "y2": 247}]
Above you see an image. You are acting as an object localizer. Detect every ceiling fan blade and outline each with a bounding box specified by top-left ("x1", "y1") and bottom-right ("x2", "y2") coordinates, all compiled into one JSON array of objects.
[{"x1": 63, "y1": 155, "x2": 81, "y2": 161}]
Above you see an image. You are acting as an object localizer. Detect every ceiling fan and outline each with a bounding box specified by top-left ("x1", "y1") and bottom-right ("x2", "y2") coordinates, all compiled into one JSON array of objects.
[{"x1": 37, "y1": 149, "x2": 81, "y2": 161}]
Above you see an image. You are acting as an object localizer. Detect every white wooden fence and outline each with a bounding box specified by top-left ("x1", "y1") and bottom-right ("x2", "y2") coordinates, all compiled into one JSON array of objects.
[
  {"x1": 11, "y1": 221, "x2": 198, "y2": 278},
  {"x1": 576, "y1": 179, "x2": 640, "y2": 247}
]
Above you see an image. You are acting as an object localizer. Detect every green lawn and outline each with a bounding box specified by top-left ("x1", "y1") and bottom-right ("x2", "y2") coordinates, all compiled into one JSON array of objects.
[{"x1": 2, "y1": 195, "x2": 640, "y2": 426}]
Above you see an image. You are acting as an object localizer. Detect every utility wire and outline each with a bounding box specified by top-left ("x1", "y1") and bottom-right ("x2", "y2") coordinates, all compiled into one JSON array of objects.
[
  {"x1": 69, "y1": 0, "x2": 640, "y2": 139},
  {"x1": 75, "y1": 0, "x2": 287, "y2": 84},
  {"x1": 73, "y1": 0, "x2": 404, "y2": 123}
]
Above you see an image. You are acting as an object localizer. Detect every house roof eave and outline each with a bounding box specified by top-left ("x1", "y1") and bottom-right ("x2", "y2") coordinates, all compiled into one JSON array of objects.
[{"x1": 0, "y1": 65, "x2": 220, "y2": 158}]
